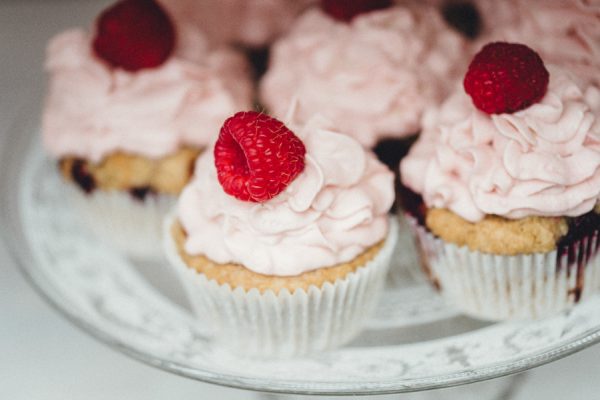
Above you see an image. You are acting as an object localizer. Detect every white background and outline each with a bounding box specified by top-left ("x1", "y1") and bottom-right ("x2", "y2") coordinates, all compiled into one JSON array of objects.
[{"x1": 0, "y1": 1, "x2": 598, "y2": 399}]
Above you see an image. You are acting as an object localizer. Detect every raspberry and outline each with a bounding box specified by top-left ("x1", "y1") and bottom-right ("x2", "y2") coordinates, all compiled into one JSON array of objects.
[
  {"x1": 93, "y1": 0, "x2": 175, "y2": 71},
  {"x1": 214, "y1": 112, "x2": 306, "y2": 203},
  {"x1": 321, "y1": 0, "x2": 392, "y2": 22},
  {"x1": 463, "y1": 42, "x2": 549, "y2": 114}
]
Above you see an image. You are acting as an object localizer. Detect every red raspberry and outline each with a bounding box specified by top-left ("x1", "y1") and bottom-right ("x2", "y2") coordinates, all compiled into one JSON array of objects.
[
  {"x1": 463, "y1": 42, "x2": 549, "y2": 114},
  {"x1": 321, "y1": 0, "x2": 392, "y2": 22},
  {"x1": 93, "y1": 0, "x2": 175, "y2": 71},
  {"x1": 214, "y1": 112, "x2": 306, "y2": 203}
]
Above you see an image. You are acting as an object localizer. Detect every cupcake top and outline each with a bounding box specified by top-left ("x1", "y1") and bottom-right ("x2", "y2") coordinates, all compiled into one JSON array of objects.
[
  {"x1": 401, "y1": 43, "x2": 600, "y2": 223},
  {"x1": 259, "y1": 2, "x2": 470, "y2": 147},
  {"x1": 479, "y1": 0, "x2": 600, "y2": 90},
  {"x1": 178, "y1": 110, "x2": 394, "y2": 276},
  {"x1": 43, "y1": 0, "x2": 253, "y2": 163},
  {"x1": 162, "y1": 0, "x2": 314, "y2": 48}
]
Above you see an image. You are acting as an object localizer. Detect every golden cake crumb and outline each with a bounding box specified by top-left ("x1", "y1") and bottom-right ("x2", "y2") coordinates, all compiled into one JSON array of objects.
[
  {"x1": 425, "y1": 208, "x2": 568, "y2": 255},
  {"x1": 59, "y1": 147, "x2": 202, "y2": 194},
  {"x1": 171, "y1": 221, "x2": 385, "y2": 293}
]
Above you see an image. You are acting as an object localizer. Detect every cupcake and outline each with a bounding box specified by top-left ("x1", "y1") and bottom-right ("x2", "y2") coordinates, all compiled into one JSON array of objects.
[
  {"x1": 400, "y1": 42, "x2": 600, "y2": 320},
  {"x1": 42, "y1": 0, "x2": 253, "y2": 258},
  {"x1": 164, "y1": 110, "x2": 396, "y2": 356},
  {"x1": 259, "y1": 0, "x2": 471, "y2": 149}
]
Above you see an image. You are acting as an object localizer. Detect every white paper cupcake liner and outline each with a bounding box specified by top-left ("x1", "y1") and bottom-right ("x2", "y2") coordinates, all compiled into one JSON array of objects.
[
  {"x1": 163, "y1": 216, "x2": 398, "y2": 357},
  {"x1": 66, "y1": 182, "x2": 175, "y2": 260},
  {"x1": 386, "y1": 212, "x2": 425, "y2": 287},
  {"x1": 406, "y1": 216, "x2": 600, "y2": 321}
]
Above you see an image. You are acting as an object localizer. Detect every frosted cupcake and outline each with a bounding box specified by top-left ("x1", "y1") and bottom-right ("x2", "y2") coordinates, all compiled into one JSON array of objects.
[
  {"x1": 42, "y1": 0, "x2": 253, "y2": 258},
  {"x1": 259, "y1": 0, "x2": 471, "y2": 213},
  {"x1": 164, "y1": 110, "x2": 396, "y2": 356},
  {"x1": 260, "y1": 0, "x2": 470, "y2": 149},
  {"x1": 400, "y1": 42, "x2": 600, "y2": 320}
]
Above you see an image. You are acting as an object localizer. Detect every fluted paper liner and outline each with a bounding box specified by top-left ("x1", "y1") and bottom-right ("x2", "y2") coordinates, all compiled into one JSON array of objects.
[
  {"x1": 66, "y1": 182, "x2": 175, "y2": 259},
  {"x1": 164, "y1": 216, "x2": 398, "y2": 357},
  {"x1": 407, "y1": 216, "x2": 600, "y2": 321}
]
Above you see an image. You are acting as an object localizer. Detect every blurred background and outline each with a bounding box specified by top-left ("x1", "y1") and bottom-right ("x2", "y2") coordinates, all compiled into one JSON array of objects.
[{"x1": 1, "y1": 1, "x2": 598, "y2": 399}]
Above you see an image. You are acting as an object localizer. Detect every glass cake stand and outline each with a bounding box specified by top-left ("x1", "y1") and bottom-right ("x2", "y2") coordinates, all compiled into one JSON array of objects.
[{"x1": 2, "y1": 107, "x2": 600, "y2": 397}]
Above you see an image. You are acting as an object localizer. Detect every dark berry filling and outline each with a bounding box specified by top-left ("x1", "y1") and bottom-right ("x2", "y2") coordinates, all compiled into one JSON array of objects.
[
  {"x1": 398, "y1": 185, "x2": 426, "y2": 226},
  {"x1": 557, "y1": 211, "x2": 600, "y2": 302},
  {"x1": 441, "y1": 1, "x2": 481, "y2": 39},
  {"x1": 70, "y1": 159, "x2": 96, "y2": 194},
  {"x1": 373, "y1": 136, "x2": 417, "y2": 212},
  {"x1": 245, "y1": 46, "x2": 270, "y2": 81},
  {"x1": 129, "y1": 186, "x2": 155, "y2": 202},
  {"x1": 557, "y1": 211, "x2": 600, "y2": 250}
]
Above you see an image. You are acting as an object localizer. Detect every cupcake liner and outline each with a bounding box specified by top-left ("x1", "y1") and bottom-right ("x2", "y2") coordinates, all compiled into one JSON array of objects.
[
  {"x1": 163, "y1": 216, "x2": 398, "y2": 357},
  {"x1": 386, "y1": 212, "x2": 425, "y2": 287},
  {"x1": 406, "y1": 216, "x2": 600, "y2": 321},
  {"x1": 66, "y1": 182, "x2": 175, "y2": 260}
]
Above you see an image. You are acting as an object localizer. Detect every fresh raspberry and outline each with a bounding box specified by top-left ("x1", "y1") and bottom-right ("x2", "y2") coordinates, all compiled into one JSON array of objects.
[
  {"x1": 463, "y1": 42, "x2": 549, "y2": 114},
  {"x1": 214, "y1": 112, "x2": 306, "y2": 203},
  {"x1": 93, "y1": 0, "x2": 175, "y2": 71},
  {"x1": 321, "y1": 0, "x2": 392, "y2": 22}
]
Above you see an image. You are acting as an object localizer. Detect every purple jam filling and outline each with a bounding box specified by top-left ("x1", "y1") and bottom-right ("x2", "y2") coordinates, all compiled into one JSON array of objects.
[
  {"x1": 373, "y1": 136, "x2": 417, "y2": 212},
  {"x1": 69, "y1": 159, "x2": 96, "y2": 194},
  {"x1": 557, "y1": 211, "x2": 600, "y2": 302},
  {"x1": 129, "y1": 186, "x2": 155, "y2": 202},
  {"x1": 441, "y1": 1, "x2": 482, "y2": 39},
  {"x1": 557, "y1": 211, "x2": 600, "y2": 251},
  {"x1": 245, "y1": 46, "x2": 269, "y2": 81},
  {"x1": 398, "y1": 185, "x2": 426, "y2": 225}
]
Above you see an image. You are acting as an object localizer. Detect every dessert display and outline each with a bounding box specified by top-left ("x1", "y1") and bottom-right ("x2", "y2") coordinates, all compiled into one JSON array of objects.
[
  {"x1": 164, "y1": 110, "x2": 396, "y2": 356},
  {"x1": 259, "y1": 0, "x2": 471, "y2": 148},
  {"x1": 34, "y1": 0, "x2": 600, "y2": 368},
  {"x1": 42, "y1": 0, "x2": 253, "y2": 258},
  {"x1": 400, "y1": 42, "x2": 600, "y2": 320}
]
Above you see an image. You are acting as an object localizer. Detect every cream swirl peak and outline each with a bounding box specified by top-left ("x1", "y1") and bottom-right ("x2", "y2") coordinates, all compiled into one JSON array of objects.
[
  {"x1": 178, "y1": 115, "x2": 394, "y2": 276},
  {"x1": 259, "y1": 4, "x2": 470, "y2": 147},
  {"x1": 401, "y1": 66, "x2": 600, "y2": 222},
  {"x1": 42, "y1": 25, "x2": 253, "y2": 163}
]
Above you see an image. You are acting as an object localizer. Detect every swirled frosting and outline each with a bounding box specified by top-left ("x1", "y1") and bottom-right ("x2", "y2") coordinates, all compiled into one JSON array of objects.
[
  {"x1": 178, "y1": 115, "x2": 394, "y2": 276},
  {"x1": 161, "y1": 0, "x2": 313, "y2": 48},
  {"x1": 259, "y1": 5, "x2": 471, "y2": 147},
  {"x1": 480, "y1": 0, "x2": 600, "y2": 90},
  {"x1": 42, "y1": 25, "x2": 253, "y2": 163},
  {"x1": 401, "y1": 66, "x2": 600, "y2": 222}
]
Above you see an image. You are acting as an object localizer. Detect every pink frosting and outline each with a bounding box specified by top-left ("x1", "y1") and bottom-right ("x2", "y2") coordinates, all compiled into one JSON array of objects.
[
  {"x1": 42, "y1": 25, "x2": 253, "y2": 163},
  {"x1": 161, "y1": 0, "x2": 314, "y2": 48},
  {"x1": 401, "y1": 66, "x2": 600, "y2": 222},
  {"x1": 480, "y1": 0, "x2": 600, "y2": 89},
  {"x1": 177, "y1": 114, "x2": 394, "y2": 276},
  {"x1": 259, "y1": 5, "x2": 471, "y2": 147}
]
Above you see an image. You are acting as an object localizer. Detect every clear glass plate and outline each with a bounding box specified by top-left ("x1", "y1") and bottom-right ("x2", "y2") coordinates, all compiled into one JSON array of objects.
[{"x1": 2, "y1": 107, "x2": 600, "y2": 396}]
